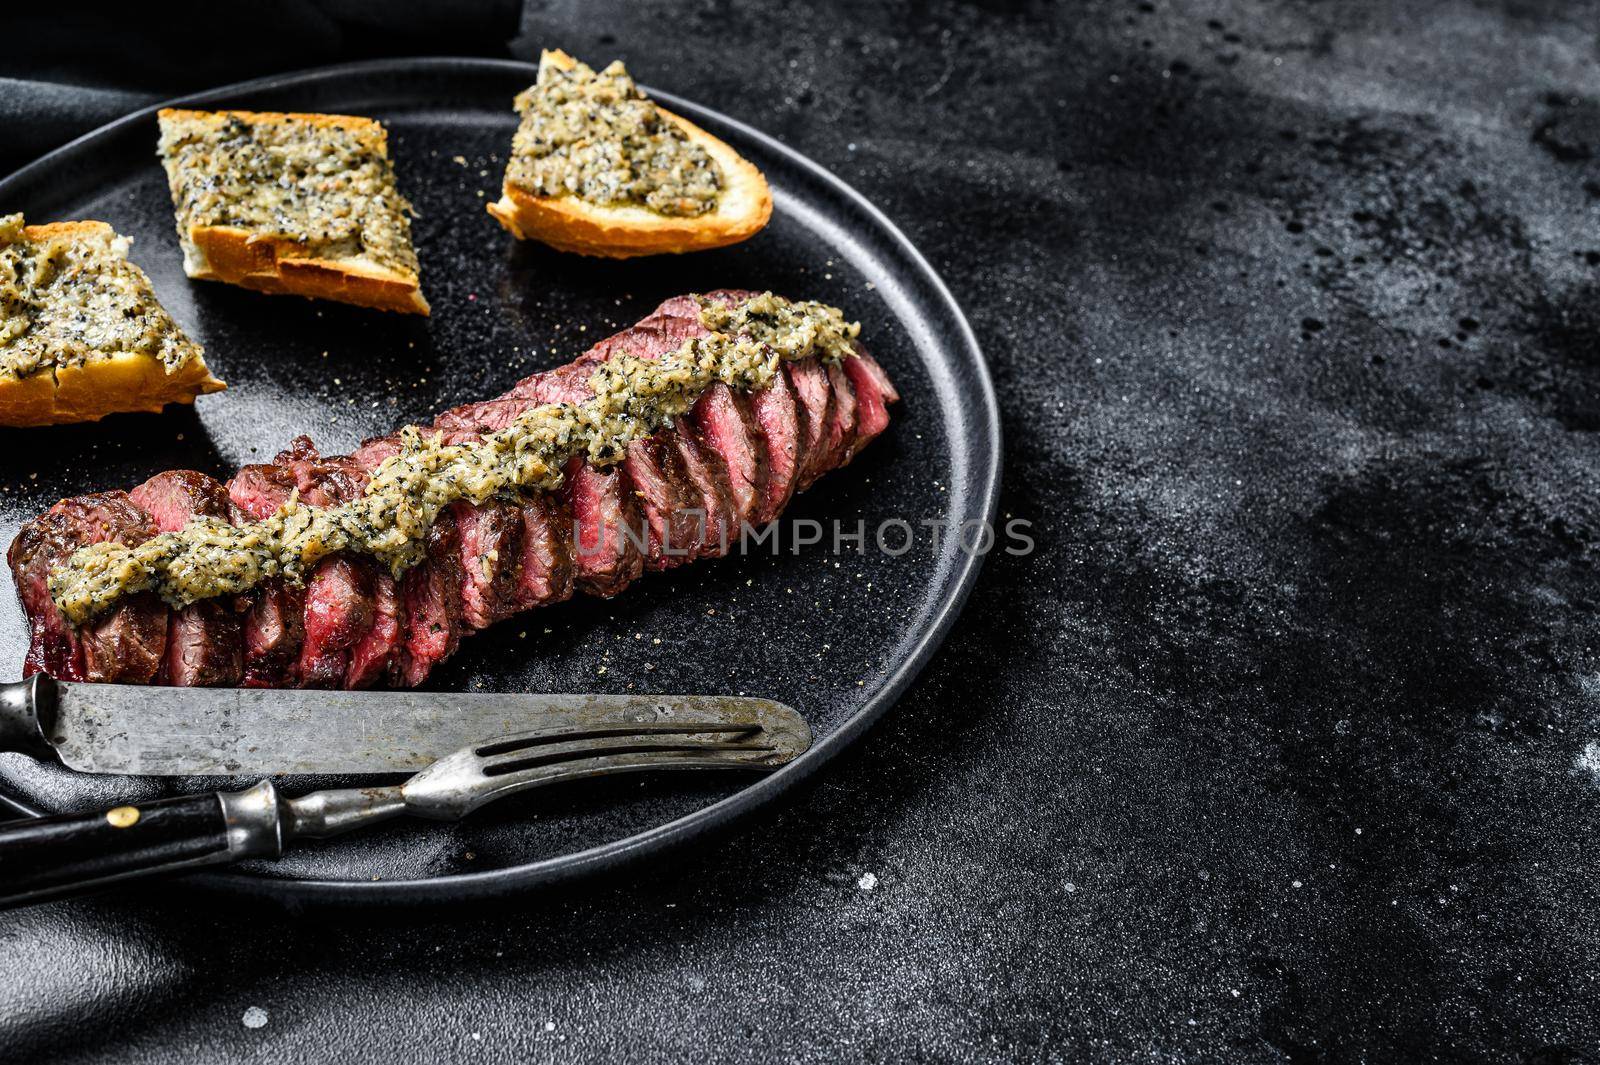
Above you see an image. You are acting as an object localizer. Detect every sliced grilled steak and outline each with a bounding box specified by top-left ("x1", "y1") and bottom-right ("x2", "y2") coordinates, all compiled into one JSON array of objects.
[
  {"x1": 9, "y1": 293, "x2": 897, "y2": 688},
  {"x1": 300, "y1": 557, "x2": 375, "y2": 687},
  {"x1": 350, "y1": 433, "x2": 402, "y2": 471},
  {"x1": 129, "y1": 471, "x2": 243, "y2": 687},
  {"x1": 239, "y1": 586, "x2": 302, "y2": 688},
  {"x1": 82, "y1": 591, "x2": 168, "y2": 685},
  {"x1": 228, "y1": 461, "x2": 298, "y2": 522},
  {"x1": 561, "y1": 458, "x2": 645, "y2": 596},
  {"x1": 422, "y1": 403, "x2": 579, "y2": 613},
  {"x1": 570, "y1": 293, "x2": 747, "y2": 557}
]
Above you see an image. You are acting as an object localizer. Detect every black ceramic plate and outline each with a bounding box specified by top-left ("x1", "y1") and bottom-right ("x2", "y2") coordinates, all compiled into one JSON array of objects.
[{"x1": 0, "y1": 58, "x2": 998, "y2": 903}]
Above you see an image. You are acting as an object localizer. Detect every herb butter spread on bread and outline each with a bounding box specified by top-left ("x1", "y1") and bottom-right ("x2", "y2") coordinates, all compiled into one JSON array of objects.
[
  {"x1": 157, "y1": 109, "x2": 429, "y2": 315},
  {"x1": 488, "y1": 50, "x2": 772, "y2": 257},
  {"x1": 0, "y1": 215, "x2": 224, "y2": 427},
  {"x1": 507, "y1": 56, "x2": 724, "y2": 216}
]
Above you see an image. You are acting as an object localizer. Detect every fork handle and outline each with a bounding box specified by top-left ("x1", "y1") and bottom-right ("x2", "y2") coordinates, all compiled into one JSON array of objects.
[{"x1": 0, "y1": 781, "x2": 285, "y2": 908}]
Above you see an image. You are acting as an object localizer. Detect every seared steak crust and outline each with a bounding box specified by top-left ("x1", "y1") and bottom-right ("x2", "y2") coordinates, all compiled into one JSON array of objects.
[{"x1": 8, "y1": 294, "x2": 896, "y2": 687}]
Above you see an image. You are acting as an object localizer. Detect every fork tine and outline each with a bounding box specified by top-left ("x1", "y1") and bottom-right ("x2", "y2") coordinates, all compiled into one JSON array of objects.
[
  {"x1": 481, "y1": 736, "x2": 777, "y2": 777},
  {"x1": 479, "y1": 747, "x2": 786, "y2": 796},
  {"x1": 473, "y1": 721, "x2": 761, "y2": 758},
  {"x1": 401, "y1": 717, "x2": 808, "y2": 819}
]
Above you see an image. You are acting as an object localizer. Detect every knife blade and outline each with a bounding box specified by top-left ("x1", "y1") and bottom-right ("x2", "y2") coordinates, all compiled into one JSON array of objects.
[{"x1": 0, "y1": 676, "x2": 809, "y2": 776}]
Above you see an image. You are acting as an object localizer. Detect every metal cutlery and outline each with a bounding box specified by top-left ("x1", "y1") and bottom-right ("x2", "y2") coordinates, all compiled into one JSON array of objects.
[{"x1": 0, "y1": 705, "x2": 810, "y2": 907}]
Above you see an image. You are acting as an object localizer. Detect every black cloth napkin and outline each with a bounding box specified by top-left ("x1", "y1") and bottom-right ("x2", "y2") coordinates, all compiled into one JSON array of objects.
[{"x1": 0, "y1": 0, "x2": 520, "y2": 176}]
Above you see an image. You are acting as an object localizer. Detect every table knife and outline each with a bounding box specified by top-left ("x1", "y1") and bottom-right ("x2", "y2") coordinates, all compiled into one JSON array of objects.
[{"x1": 0, "y1": 675, "x2": 808, "y2": 776}]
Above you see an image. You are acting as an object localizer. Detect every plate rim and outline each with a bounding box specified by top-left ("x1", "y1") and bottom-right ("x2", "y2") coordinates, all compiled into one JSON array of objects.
[{"x1": 0, "y1": 55, "x2": 1002, "y2": 904}]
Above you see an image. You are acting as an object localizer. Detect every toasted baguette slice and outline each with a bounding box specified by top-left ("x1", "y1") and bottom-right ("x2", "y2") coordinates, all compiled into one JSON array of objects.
[
  {"x1": 157, "y1": 109, "x2": 429, "y2": 315},
  {"x1": 0, "y1": 218, "x2": 225, "y2": 427},
  {"x1": 487, "y1": 51, "x2": 772, "y2": 258}
]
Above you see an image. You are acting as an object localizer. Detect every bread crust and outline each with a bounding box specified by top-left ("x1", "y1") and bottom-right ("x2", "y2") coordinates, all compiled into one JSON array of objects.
[
  {"x1": 0, "y1": 221, "x2": 226, "y2": 428},
  {"x1": 158, "y1": 109, "x2": 430, "y2": 315},
  {"x1": 486, "y1": 52, "x2": 772, "y2": 258}
]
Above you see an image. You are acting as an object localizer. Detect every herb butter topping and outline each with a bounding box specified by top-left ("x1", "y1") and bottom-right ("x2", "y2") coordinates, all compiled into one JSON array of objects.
[
  {"x1": 0, "y1": 215, "x2": 204, "y2": 380},
  {"x1": 49, "y1": 293, "x2": 861, "y2": 624},
  {"x1": 158, "y1": 112, "x2": 422, "y2": 278},
  {"x1": 506, "y1": 58, "x2": 723, "y2": 217}
]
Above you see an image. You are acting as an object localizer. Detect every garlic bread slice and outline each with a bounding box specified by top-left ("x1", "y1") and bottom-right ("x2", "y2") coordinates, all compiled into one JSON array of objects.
[
  {"x1": 488, "y1": 50, "x2": 771, "y2": 258},
  {"x1": 157, "y1": 109, "x2": 428, "y2": 315},
  {"x1": 0, "y1": 216, "x2": 224, "y2": 427}
]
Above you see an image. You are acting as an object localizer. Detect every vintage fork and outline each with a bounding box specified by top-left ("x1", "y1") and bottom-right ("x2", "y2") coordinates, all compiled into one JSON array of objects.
[{"x1": 0, "y1": 708, "x2": 809, "y2": 908}]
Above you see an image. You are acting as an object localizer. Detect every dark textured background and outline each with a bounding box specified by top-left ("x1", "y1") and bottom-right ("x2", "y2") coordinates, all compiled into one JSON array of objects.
[{"x1": 4, "y1": 0, "x2": 1600, "y2": 1061}]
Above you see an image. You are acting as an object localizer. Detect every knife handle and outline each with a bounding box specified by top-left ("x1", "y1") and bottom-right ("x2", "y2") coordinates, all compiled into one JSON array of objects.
[
  {"x1": 0, "y1": 780, "x2": 285, "y2": 908},
  {"x1": 0, "y1": 675, "x2": 56, "y2": 760}
]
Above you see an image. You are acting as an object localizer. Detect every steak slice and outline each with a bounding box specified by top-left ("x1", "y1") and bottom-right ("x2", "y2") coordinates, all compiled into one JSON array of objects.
[
  {"x1": 450, "y1": 499, "x2": 526, "y2": 629},
  {"x1": 749, "y1": 365, "x2": 806, "y2": 524},
  {"x1": 350, "y1": 433, "x2": 403, "y2": 471},
  {"x1": 240, "y1": 585, "x2": 304, "y2": 687},
  {"x1": 563, "y1": 458, "x2": 646, "y2": 596},
  {"x1": 83, "y1": 590, "x2": 169, "y2": 685},
  {"x1": 691, "y1": 383, "x2": 768, "y2": 529},
  {"x1": 228, "y1": 461, "x2": 298, "y2": 522},
  {"x1": 399, "y1": 515, "x2": 465, "y2": 687},
  {"x1": 622, "y1": 433, "x2": 699, "y2": 569},
  {"x1": 669, "y1": 417, "x2": 738, "y2": 557},
  {"x1": 229, "y1": 463, "x2": 305, "y2": 686},
  {"x1": 9, "y1": 507, "x2": 90, "y2": 680},
  {"x1": 129, "y1": 471, "x2": 242, "y2": 687},
  {"x1": 822, "y1": 361, "x2": 860, "y2": 471},
  {"x1": 515, "y1": 365, "x2": 646, "y2": 596},
  {"x1": 786, "y1": 357, "x2": 834, "y2": 491},
  {"x1": 508, "y1": 493, "x2": 575, "y2": 609},
  {"x1": 841, "y1": 350, "x2": 899, "y2": 453},
  {"x1": 426, "y1": 405, "x2": 561, "y2": 626},
  {"x1": 276, "y1": 438, "x2": 382, "y2": 688},
  {"x1": 276, "y1": 435, "x2": 367, "y2": 508},
  {"x1": 345, "y1": 569, "x2": 402, "y2": 688},
  {"x1": 561, "y1": 301, "x2": 742, "y2": 560},
  {"x1": 299, "y1": 557, "x2": 376, "y2": 688},
  {"x1": 18, "y1": 493, "x2": 170, "y2": 684}
]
